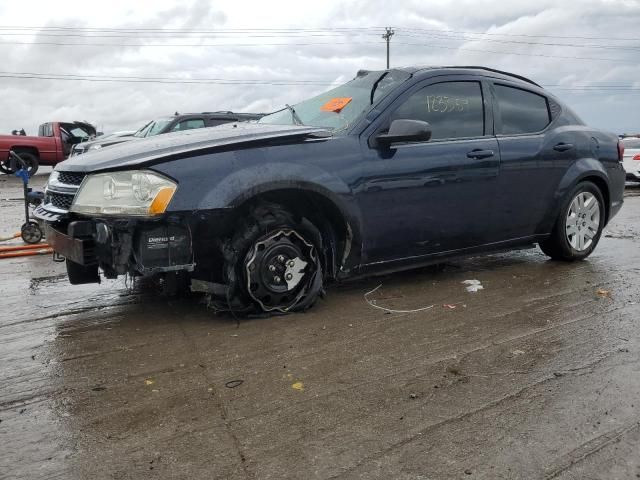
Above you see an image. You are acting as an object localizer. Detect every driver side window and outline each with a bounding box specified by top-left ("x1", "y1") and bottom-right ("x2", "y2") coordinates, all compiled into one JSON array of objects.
[{"x1": 389, "y1": 81, "x2": 485, "y2": 140}]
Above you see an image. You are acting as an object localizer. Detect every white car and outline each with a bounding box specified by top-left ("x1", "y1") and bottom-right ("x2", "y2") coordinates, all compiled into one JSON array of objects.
[{"x1": 622, "y1": 137, "x2": 640, "y2": 181}]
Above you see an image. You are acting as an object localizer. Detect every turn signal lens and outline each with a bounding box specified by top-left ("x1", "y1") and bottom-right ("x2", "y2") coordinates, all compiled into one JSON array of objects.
[{"x1": 149, "y1": 186, "x2": 177, "y2": 214}]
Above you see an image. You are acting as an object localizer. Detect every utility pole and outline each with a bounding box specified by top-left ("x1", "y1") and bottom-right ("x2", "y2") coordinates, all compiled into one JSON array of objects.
[{"x1": 382, "y1": 27, "x2": 395, "y2": 69}]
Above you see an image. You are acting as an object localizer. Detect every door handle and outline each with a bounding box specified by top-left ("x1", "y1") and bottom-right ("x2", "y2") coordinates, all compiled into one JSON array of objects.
[
  {"x1": 466, "y1": 149, "x2": 494, "y2": 159},
  {"x1": 553, "y1": 142, "x2": 574, "y2": 152}
]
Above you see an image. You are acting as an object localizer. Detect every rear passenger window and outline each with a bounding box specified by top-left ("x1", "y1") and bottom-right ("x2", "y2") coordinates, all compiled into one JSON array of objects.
[
  {"x1": 172, "y1": 119, "x2": 206, "y2": 131},
  {"x1": 207, "y1": 119, "x2": 232, "y2": 127},
  {"x1": 389, "y1": 81, "x2": 484, "y2": 140},
  {"x1": 495, "y1": 85, "x2": 550, "y2": 135},
  {"x1": 38, "y1": 123, "x2": 53, "y2": 137}
]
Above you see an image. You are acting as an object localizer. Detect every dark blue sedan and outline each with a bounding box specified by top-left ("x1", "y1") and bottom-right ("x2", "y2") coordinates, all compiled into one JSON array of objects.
[{"x1": 38, "y1": 66, "x2": 626, "y2": 314}]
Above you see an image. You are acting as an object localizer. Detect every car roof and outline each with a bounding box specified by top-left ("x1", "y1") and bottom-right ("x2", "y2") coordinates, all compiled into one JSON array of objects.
[
  {"x1": 172, "y1": 112, "x2": 264, "y2": 120},
  {"x1": 392, "y1": 65, "x2": 541, "y2": 88}
]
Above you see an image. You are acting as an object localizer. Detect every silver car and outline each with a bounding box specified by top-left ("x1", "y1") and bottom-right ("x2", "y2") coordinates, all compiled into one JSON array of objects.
[{"x1": 622, "y1": 137, "x2": 640, "y2": 181}]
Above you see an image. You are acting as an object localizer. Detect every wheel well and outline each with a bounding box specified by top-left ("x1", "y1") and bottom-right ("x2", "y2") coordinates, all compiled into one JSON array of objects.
[
  {"x1": 238, "y1": 189, "x2": 355, "y2": 279},
  {"x1": 10, "y1": 146, "x2": 39, "y2": 159},
  {"x1": 582, "y1": 176, "x2": 610, "y2": 223}
]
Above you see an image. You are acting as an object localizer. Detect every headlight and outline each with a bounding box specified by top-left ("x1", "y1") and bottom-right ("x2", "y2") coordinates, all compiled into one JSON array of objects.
[
  {"x1": 48, "y1": 170, "x2": 59, "y2": 185},
  {"x1": 70, "y1": 170, "x2": 177, "y2": 216}
]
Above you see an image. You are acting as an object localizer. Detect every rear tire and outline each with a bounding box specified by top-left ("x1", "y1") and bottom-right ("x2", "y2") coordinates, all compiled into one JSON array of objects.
[
  {"x1": 221, "y1": 202, "x2": 324, "y2": 315},
  {"x1": 539, "y1": 181, "x2": 605, "y2": 261}
]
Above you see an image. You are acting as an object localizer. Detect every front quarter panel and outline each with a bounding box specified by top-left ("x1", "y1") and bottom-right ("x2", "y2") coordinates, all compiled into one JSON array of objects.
[
  {"x1": 152, "y1": 137, "x2": 357, "y2": 208},
  {"x1": 150, "y1": 136, "x2": 364, "y2": 243}
]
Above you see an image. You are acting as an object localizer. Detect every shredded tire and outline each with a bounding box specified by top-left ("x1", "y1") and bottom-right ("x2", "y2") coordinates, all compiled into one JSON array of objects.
[{"x1": 220, "y1": 202, "x2": 324, "y2": 315}]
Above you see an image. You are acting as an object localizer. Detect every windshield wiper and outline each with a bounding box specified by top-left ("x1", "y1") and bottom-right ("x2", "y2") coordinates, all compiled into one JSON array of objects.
[{"x1": 285, "y1": 104, "x2": 304, "y2": 126}]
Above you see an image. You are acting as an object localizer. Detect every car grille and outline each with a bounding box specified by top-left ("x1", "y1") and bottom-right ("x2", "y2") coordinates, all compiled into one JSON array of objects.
[
  {"x1": 48, "y1": 192, "x2": 75, "y2": 210},
  {"x1": 35, "y1": 169, "x2": 86, "y2": 220},
  {"x1": 57, "y1": 171, "x2": 86, "y2": 185}
]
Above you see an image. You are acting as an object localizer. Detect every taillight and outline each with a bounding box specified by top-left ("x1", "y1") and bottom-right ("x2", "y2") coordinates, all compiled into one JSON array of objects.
[
  {"x1": 634, "y1": 154, "x2": 640, "y2": 161},
  {"x1": 617, "y1": 141, "x2": 625, "y2": 162}
]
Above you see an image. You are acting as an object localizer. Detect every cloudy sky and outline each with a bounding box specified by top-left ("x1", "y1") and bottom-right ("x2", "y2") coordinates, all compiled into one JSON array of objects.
[{"x1": 0, "y1": 0, "x2": 639, "y2": 136}]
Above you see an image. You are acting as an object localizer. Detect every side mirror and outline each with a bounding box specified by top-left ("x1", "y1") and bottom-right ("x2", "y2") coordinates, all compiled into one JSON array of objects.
[{"x1": 375, "y1": 119, "x2": 432, "y2": 147}]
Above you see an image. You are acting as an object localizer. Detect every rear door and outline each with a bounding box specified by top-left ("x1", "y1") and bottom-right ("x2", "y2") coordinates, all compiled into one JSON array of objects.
[
  {"x1": 357, "y1": 77, "x2": 501, "y2": 263},
  {"x1": 491, "y1": 83, "x2": 573, "y2": 240}
]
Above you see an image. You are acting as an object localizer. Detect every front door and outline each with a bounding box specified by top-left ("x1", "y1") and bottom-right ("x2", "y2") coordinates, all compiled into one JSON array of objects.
[{"x1": 356, "y1": 79, "x2": 501, "y2": 264}]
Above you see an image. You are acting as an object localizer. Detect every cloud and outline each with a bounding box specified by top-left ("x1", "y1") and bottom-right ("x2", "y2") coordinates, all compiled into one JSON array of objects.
[{"x1": 0, "y1": 0, "x2": 638, "y2": 136}]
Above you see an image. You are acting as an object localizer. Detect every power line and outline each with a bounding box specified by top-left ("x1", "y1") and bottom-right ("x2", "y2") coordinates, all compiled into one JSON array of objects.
[
  {"x1": 0, "y1": 72, "x2": 337, "y2": 86},
  {"x1": 0, "y1": 28, "x2": 637, "y2": 51},
  {"x1": 0, "y1": 38, "x2": 631, "y2": 64},
  {"x1": 0, "y1": 24, "x2": 638, "y2": 41},
  {"x1": 394, "y1": 42, "x2": 628, "y2": 62},
  {"x1": 397, "y1": 27, "x2": 640, "y2": 42},
  {"x1": 1, "y1": 70, "x2": 640, "y2": 94},
  {"x1": 0, "y1": 26, "x2": 382, "y2": 30},
  {"x1": 0, "y1": 32, "x2": 382, "y2": 39},
  {"x1": 396, "y1": 31, "x2": 640, "y2": 51},
  {"x1": 0, "y1": 70, "x2": 334, "y2": 84},
  {"x1": 0, "y1": 40, "x2": 372, "y2": 47}
]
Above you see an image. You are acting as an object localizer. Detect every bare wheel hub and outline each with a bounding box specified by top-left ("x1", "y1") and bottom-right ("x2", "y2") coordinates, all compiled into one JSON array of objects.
[{"x1": 244, "y1": 229, "x2": 317, "y2": 312}]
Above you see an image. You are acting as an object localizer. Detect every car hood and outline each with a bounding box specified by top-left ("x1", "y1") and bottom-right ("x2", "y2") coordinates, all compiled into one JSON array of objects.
[
  {"x1": 57, "y1": 123, "x2": 330, "y2": 172},
  {"x1": 76, "y1": 136, "x2": 137, "y2": 150}
]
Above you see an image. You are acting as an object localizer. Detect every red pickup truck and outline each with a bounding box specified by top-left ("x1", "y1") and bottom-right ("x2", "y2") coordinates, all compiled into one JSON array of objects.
[{"x1": 0, "y1": 121, "x2": 96, "y2": 176}]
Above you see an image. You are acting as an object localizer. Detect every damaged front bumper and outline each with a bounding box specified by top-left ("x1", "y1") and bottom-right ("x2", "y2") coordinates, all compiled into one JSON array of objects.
[{"x1": 45, "y1": 217, "x2": 195, "y2": 283}]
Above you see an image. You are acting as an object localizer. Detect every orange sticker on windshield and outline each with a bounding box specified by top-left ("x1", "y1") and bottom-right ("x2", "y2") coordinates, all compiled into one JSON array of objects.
[{"x1": 321, "y1": 97, "x2": 352, "y2": 113}]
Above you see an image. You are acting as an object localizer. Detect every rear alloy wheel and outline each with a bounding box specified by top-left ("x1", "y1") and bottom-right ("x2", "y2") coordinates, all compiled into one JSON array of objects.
[
  {"x1": 222, "y1": 203, "x2": 324, "y2": 314},
  {"x1": 539, "y1": 181, "x2": 605, "y2": 261},
  {"x1": 565, "y1": 191, "x2": 600, "y2": 252}
]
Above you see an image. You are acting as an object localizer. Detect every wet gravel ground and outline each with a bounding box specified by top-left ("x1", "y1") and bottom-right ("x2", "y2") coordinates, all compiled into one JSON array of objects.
[{"x1": 1, "y1": 170, "x2": 640, "y2": 479}]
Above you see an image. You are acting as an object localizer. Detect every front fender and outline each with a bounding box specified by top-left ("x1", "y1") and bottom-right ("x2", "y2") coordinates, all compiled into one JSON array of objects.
[
  {"x1": 198, "y1": 161, "x2": 352, "y2": 210},
  {"x1": 198, "y1": 162, "x2": 363, "y2": 260}
]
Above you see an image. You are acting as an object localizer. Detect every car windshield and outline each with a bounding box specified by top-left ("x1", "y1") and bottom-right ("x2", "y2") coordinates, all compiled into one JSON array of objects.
[
  {"x1": 134, "y1": 118, "x2": 173, "y2": 138},
  {"x1": 60, "y1": 122, "x2": 94, "y2": 140},
  {"x1": 623, "y1": 137, "x2": 640, "y2": 148},
  {"x1": 69, "y1": 127, "x2": 91, "y2": 138},
  {"x1": 258, "y1": 69, "x2": 411, "y2": 132}
]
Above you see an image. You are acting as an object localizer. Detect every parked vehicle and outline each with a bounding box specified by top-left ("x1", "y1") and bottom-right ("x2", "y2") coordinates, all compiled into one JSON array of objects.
[
  {"x1": 70, "y1": 112, "x2": 264, "y2": 156},
  {"x1": 0, "y1": 121, "x2": 96, "y2": 175},
  {"x1": 622, "y1": 137, "x2": 640, "y2": 181},
  {"x1": 36, "y1": 67, "x2": 626, "y2": 315}
]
